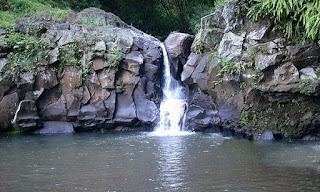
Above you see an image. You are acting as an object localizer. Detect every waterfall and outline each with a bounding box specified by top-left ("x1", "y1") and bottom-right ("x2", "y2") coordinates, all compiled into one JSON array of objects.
[{"x1": 152, "y1": 43, "x2": 190, "y2": 136}]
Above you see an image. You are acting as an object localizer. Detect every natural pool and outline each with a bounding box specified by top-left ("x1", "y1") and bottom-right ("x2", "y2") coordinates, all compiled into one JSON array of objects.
[{"x1": 0, "y1": 132, "x2": 320, "y2": 191}]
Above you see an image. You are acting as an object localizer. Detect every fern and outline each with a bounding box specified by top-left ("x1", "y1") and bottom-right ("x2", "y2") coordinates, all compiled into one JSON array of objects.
[{"x1": 247, "y1": 0, "x2": 320, "y2": 42}]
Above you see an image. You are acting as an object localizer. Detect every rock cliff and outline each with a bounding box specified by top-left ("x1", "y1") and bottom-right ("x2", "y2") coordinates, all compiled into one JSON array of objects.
[
  {"x1": 173, "y1": 0, "x2": 320, "y2": 140},
  {"x1": 0, "y1": 8, "x2": 162, "y2": 133}
]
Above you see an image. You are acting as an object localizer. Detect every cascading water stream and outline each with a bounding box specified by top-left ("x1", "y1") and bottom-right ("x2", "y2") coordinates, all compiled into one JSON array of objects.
[{"x1": 152, "y1": 43, "x2": 190, "y2": 136}]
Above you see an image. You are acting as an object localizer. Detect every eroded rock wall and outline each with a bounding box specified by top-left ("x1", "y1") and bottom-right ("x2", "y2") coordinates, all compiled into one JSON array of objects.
[
  {"x1": 0, "y1": 8, "x2": 163, "y2": 133},
  {"x1": 179, "y1": 0, "x2": 320, "y2": 140}
]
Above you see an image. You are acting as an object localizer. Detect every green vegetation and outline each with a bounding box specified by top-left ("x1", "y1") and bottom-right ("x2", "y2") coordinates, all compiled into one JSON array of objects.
[
  {"x1": 194, "y1": 35, "x2": 205, "y2": 54},
  {"x1": 58, "y1": 41, "x2": 83, "y2": 67},
  {"x1": 107, "y1": 48, "x2": 123, "y2": 68},
  {"x1": 240, "y1": 110, "x2": 249, "y2": 125},
  {"x1": 0, "y1": 0, "x2": 71, "y2": 28},
  {"x1": 1, "y1": 30, "x2": 48, "y2": 76},
  {"x1": 247, "y1": 0, "x2": 320, "y2": 42},
  {"x1": 299, "y1": 80, "x2": 311, "y2": 94},
  {"x1": 115, "y1": 81, "x2": 126, "y2": 94},
  {"x1": 240, "y1": 82, "x2": 246, "y2": 91},
  {"x1": 5, "y1": 130, "x2": 22, "y2": 136}
]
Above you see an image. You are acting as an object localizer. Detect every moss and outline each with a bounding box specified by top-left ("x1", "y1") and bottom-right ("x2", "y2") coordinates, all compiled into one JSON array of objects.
[{"x1": 6, "y1": 130, "x2": 22, "y2": 136}]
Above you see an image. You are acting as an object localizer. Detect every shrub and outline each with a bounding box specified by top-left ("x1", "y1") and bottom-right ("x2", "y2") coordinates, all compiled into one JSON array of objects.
[{"x1": 247, "y1": 0, "x2": 320, "y2": 42}]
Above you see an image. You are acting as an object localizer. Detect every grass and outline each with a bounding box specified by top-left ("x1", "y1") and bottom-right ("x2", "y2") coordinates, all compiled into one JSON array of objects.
[{"x1": 0, "y1": 0, "x2": 71, "y2": 29}]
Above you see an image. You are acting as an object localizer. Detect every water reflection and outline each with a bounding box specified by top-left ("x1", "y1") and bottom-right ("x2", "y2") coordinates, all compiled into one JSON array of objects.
[{"x1": 156, "y1": 136, "x2": 188, "y2": 191}]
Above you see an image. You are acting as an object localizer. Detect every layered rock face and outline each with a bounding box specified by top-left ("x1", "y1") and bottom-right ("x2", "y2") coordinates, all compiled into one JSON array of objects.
[
  {"x1": 0, "y1": 8, "x2": 162, "y2": 133},
  {"x1": 173, "y1": 1, "x2": 320, "y2": 139}
]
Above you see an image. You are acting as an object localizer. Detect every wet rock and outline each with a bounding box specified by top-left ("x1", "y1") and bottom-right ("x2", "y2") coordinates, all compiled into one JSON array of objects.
[
  {"x1": 0, "y1": 58, "x2": 9, "y2": 73},
  {"x1": 48, "y1": 47, "x2": 59, "y2": 64},
  {"x1": 164, "y1": 32, "x2": 194, "y2": 77},
  {"x1": 12, "y1": 100, "x2": 41, "y2": 132},
  {"x1": 51, "y1": 23, "x2": 70, "y2": 30},
  {"x1": 186, "y1": 93, "x2": 217, "y2": 131},
  {"x1": 37, "y1": 121, "x2": 74, "y2": 134},
  {"x1": 104, "y1": 90, "x2": 116, "y2": 120},
  {"x1": 261, "y1": 131, "x2": 274, "y2": 141},
  {"x1": 254, "y1": 52, "x2": 284, "y2": 71},
  {"x1": 0, "y1": 93, "x2": 19, "y2": 131},
  {"x1": 302, "y1": 135, "x2": 320, "y2": 141},
  {"x1": 113, "y1": 94, "x2": 137, "y2": 124},
  {"x1": 133, "y1": 84, "x2": 159, "y2": 124},
  {"x1": 61, "y1": 66, "x2": 82, "y2": 93},
  {"x1": 65, "y1": 89, "x2": 83, "y2": 117},
  {"x1": 218, "y1": 32, "x2": 244, "y2": 61},
  {"x1": 92, "y1": 58, "x2": 106, "y2": 71},
  {"x1": 122, "y1": 51, "x2": 144, "y2": 75},
  {"x1": 18, "y1": 72, "x2": 35, "y2": 89},
  {"x1": 287, "y1": 44, "x2": 320, "y2": 69},
  {"x1": 78, "y1": 105, "x2": 96, "y2": 121},
  {"x1": 181, "y1": 65, "x2": 195, "y2": 83},
  {"x1": 144, "y1": 63, "x2": 158, "y2": 81},
  {"x1": 15, "y1": 14, "x2": 58, "y2": 34},
  {"x1": 93, "y1": 40, "x2": 106, "y2": 57},
  {"x1": 81, "y1": 86, "x2": 91, "y2": 104},
  {"x1": 247, "y1": 19, "x2": 271, "y2": 44},
  {"x1": 274, "y1": 62, "x2": 299, "y2": 81},
  {"x1": 66, "y1": 7, "x2": 127, "y2": 27},
  {"x1": 221, "y1": 0, "x2": 243, "y2": 32},
  {"x1": 0, "y1": 75, "x2": 14, "y2": 101},
  {"x1": 299, "y1": 68, "x2": 317, "y2": 80},
  {"x1": 41, "y1": 97, "x2": 67, "y2": 121},
  {"x1": 35, "y1": 68, "x2": 58, "y2": 89},
  {"x1": 97, "y1": 68, "x2": 115, "y2": 89}
]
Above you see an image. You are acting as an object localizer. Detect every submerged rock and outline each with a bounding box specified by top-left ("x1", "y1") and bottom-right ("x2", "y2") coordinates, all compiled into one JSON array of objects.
[
  {"x1": 37, "y1": 121, "x2": 74, "y2": 134},
  {"x1": 261, "y1": 131, "x2": 274, "y2": 141}
]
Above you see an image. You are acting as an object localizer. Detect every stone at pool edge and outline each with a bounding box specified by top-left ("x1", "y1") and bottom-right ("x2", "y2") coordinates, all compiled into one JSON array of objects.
[
  {"x1": 35, "y1": 121, "x2": 75, "y2": 134},
  {"x1": 261, "y1": 131, "x2": 274, "y2": 141}
]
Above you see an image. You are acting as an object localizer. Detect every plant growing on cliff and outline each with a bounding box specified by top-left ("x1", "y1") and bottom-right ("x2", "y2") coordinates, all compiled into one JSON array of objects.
[
  {"x1": 247, "y1": 0, "x2": 320, "y2": 42},
  {"x1": 58, "y1": 41, "x2": 83, "y2": 67},
  {"x1": 3, "y1": 30, "x2": 49, "y2": 76},
  {"x1": 107, "y1": 48, "x2": 123, "y2": 68},
  {"x1": 299, "y1": 80, "x2": 310, "y2": 94}
]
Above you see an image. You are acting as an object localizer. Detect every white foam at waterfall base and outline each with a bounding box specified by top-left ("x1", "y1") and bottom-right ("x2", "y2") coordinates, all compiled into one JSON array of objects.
[{"x1": 152, "y1": 43, "x2": 192, "y2": 136}]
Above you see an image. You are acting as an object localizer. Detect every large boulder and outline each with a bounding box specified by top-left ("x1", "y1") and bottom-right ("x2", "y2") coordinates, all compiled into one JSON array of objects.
[
  {"x1": 0, "y1": 7, "x2": 164, "y2": 133},
  {"x1": 0, "y1": 75, "x2": 14, "y2": 101},
  {"x1": 66, "y1": 7, "x2": 127, "y2": 27},
  {"x1": 185, "y1": 93, "x2": 218, "y2": 131},
  {"x1": 218, "y1": 32, "x2": 244, "y2": 61},
  {"x1": 0, "y1": 93, "x2": 19, "y2": 131},
  {"x1": 133, "y1": 83, "x2": 159, "y2": 124},
  {"x1": 37, "y1": 121, "x2": 74, "y2": 134},
  {"x1": 164, "y1": 32, "x2": 194, "y2": 78},
  {"x1": 12, "y1": 100, "x2": 42, "y2": 132}
]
